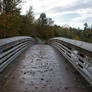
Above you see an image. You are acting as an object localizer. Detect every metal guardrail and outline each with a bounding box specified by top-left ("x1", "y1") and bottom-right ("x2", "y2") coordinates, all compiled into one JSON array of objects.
[
  {"x1": 49, "y1": 37, "x2": 92, "y2": 85},
  {"x1": 0, "y1": 36, "x2": 35, "y2": 72}
]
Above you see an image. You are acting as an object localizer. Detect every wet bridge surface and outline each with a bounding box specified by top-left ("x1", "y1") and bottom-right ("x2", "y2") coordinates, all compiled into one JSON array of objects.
[{"x1": 0, "y1": 45, "x2": 91, "y2": 92}]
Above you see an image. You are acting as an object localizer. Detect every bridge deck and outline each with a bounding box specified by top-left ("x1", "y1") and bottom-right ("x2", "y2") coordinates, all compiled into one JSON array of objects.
[{"x1": 0, "y1": 45, "x2": 91, "y2": 92}]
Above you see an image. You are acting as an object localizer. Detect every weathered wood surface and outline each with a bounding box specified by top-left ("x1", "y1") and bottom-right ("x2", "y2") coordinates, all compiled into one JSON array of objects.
[
  {"x1": 50, "y1": 37, "x2": 92, "y2": 57},
  {"x1": 0, "y1": 45, "x2": 91, "y2": 92},
  {"x1": 0, "y1": 36, "x2": 31, "y2": 47}
]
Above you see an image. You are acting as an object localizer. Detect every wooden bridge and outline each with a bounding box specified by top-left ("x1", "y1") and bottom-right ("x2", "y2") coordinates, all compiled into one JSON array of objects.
[{"x1": 0, "y1": 36, "x2": 92, "y2": 92}]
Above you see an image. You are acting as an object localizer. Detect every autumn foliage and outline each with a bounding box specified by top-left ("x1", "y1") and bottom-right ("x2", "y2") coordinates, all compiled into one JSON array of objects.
[{"x1": 0, "y1": 0, "x2": 92, "y2": 43}]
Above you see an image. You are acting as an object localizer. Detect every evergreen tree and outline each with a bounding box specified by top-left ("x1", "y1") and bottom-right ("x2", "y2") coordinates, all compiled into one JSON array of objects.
[
  {"x1": 2, "y1": 0, "x2": 21, "y2": 15},
  {"x1": 26, "y1": 7, "x2": 34, "y2": 24},
  {"x1": 84, "y1": 22, "x2": 88, "y2": 30},
  {"x1": 38, "y1": 13, "x2": 47, "y2": 26}
]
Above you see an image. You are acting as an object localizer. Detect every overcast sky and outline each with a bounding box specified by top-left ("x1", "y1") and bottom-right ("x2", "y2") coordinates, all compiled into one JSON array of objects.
[{"x1": 21, "y1": 0, "x2": 92, "y2": 29}]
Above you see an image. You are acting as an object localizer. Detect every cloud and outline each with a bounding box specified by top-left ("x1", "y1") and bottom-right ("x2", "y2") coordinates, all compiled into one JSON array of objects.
[
  {"x1": 21, "y1": 0, "x2": 92, "y2": 28},
  {"x1": 49, "y1": 0, "x2": 92, "y2": 13}
]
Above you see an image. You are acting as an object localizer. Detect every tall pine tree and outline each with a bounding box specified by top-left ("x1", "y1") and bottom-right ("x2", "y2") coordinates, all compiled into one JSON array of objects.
[{"x1": 2, "y1": 0, "x2": 21, "y2": 15}]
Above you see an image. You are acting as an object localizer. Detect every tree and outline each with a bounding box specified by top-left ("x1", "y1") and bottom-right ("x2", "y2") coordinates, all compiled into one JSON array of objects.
[
  {"x1": 47, "y1": 18, "x2": 54, "y2": 26},
  {"x1": 84, "y1": 22, "x2": 88, "y2": 30},
  {"x1": 19, "y1": 15, "x2": 35, "y2": 37},
  {"x1": 37, "y1": 13, "x2": 54, "y2": 26},
  {"x1": 18, "y1": 7, "x2": 36, "y2": 37},
  {"x1": 36, "y1": 13, "x2": 55, "y2": 39},
  {"x1": 26, "y1": 7, "x2": 34, "y2": 24},
  {"x1": 37, "y1": 13, "x2": 47, "y2": 26},
  {"x1": 0, "y1": 0, "x2": 22, "y2": 38},
  {"x1": 2, "y1": 0, "x2": 21, "y2": 15}
]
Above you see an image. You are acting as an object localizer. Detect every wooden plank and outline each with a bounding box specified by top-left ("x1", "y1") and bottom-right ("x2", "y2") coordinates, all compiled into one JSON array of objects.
[{"x1": 51, "y1": 37, "x2": 92, "y2": 57}]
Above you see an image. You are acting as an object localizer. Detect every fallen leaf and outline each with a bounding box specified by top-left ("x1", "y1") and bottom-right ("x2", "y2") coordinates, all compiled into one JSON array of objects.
[
  {"x1": 35, "y1": 85, "x2": 39, "y2": 89},
  {"x1": 41, "y1": 78, "x2": 44, "y2": 81},
  {"x1": 24, "y1": 72, "x2": 26, "y2": 74},
  {"x1": 4, "y1": 82, "x2": 8, "y2": 87}
]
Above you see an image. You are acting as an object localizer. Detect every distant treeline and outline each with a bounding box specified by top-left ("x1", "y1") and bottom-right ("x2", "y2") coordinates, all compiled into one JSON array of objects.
[{"x1": 0, "y1": 0, "x2": 92, "y2": 43}]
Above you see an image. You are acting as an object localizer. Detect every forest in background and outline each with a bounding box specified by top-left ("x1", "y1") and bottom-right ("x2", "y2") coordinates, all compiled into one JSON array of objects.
[{"x1": 0, "y1": 0, "x2": 92, "y2": 43}]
